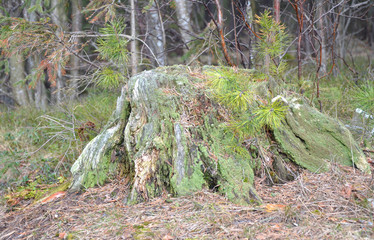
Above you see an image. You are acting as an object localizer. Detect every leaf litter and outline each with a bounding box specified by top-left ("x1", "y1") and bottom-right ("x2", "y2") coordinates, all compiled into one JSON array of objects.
[{"x1": 0, "y1": 163, "x2": 373, "y2": 239}]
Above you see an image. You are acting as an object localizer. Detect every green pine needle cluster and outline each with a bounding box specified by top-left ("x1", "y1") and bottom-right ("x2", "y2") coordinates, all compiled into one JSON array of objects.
[
  {"x1": 352, "y1": 80, "x2": 374, "y2": 114},
  {"x1": 94, "y1": 67, "x2": 125, "y2": 89},
  {"x1": 253, "y1": 100, "x2": 289, "y2": 130},
  {"x1": 97, "y1": 20, "x2": 128, "y2": 65},
  {"x1": 208, "y1": 68, "x2": 256, "y2": 113},
  {"x1": 95, "y1": 20, "x2": 129, "y2": 89},
  {"x1": 255, "y1": 10, "x2": 288, "y2": 60},
  {"x1": 207, "y1": 68, "x2": 288, "y2": 141}
]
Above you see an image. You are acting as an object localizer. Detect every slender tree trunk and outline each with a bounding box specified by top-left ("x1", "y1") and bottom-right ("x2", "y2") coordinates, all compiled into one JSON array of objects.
[
  {"x1": 51, "y1": 0, "x2": 67, "y2": 104},
  {"x1": 246, "y1": 0, "x2": 256, "y2": 69},
  {"x1": 175, "y1": 0, "x2": 193, "y2": 48},
  {"x1": 273, "y1": 0, "x2": 280, "y2": 23},
  {"x1": 214, "y1": 0, "x2": 234, "y2": 66},
  {"x1": 70, "y1": 0, "x2": 82, "y2": 100},
  {"x1": 316, "y1": 0, "x2": 326, "y2": 74},
  {"x1": 147, "y1": 1, "x2": 166, "y2": 66},
  {"x1": 27, "y1": 0, "x2": 48, "y2": 110},
  {"x1": 130, "y1": 0, "x2": 138, "y2": 75},
  {"x1": 5, "y1": 0, "x2": 29, "y2": 106},
  {"x1": 9, "y1": 54, "x2": 29, "y2": 106},
  {"x1": 296, "y1": 0, "x2": 304, "y2": 81},
  {"x1": 369, "y1": 7, "x2": 374, "y2": 47}
]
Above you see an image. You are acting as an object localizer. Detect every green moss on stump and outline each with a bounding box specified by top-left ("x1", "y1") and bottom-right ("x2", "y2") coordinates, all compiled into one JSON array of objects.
[{"x1": 274, "y1": 97, "x2": 370, "y2": 174}]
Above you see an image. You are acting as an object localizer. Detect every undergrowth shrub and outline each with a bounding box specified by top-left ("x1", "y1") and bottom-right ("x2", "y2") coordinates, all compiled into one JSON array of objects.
[{"x1": 0, "y1": 90, "x2": 118, "y2": 189}]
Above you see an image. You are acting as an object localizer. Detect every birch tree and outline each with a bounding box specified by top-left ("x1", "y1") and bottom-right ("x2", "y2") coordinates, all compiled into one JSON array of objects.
[
  {"x1": 175, "y1": 0, "x2": 193, "y2": 48},
  {"x1": 146, "y1": 0, "x2": 166, "y2": 66}
]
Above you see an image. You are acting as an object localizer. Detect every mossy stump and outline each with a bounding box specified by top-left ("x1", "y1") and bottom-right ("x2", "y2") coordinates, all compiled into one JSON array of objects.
[
  {"x1": 70, "y1": 66, "x2": 258, "y2": 205},
  {"x1": 70, "y1": 66, "x2": 370, "y2": 205}
]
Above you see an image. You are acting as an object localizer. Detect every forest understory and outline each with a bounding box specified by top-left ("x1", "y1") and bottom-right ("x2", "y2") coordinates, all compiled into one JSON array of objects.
[{"x1": 1, "y1": 0, "x2": 374, "y2": 239}]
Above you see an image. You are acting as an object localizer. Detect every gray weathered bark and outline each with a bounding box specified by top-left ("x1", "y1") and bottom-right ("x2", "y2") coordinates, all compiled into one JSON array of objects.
[
  {"x1": 26, "y1": 0, "x2": 48, "y2": 110},
  {"x1": 147, "y1": 1, "x2": 166, "y2": 66},
  {"x1": 70, "y1": 0, "x2": 82, "y2": 100},
  {"x1": 51, "y1": 0, "x2": 68, "y2": 104},
  {"x1": 175, "y1": 0, "x2": 193, "y2": 47},
  {"x1": 130, "y1": 0, "x2": 138, "y2": 75},
  {"x1": 9, "y1": 54, "x2": 29, "y2": 106}
]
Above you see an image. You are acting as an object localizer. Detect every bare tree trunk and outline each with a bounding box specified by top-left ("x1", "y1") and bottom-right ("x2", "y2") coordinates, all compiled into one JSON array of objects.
[
  {"x1": 9, "y1": 54, "x2": 29, "y2": 106},
  {"x1": 5, "y1": 0, "x2": 29, "y2": 106},
  {"x1": 51, "y1": 0, "x2": 67, "y2": 104},
  {"x1": 246, "y1": 0, "x2": 256, "y2": 69},
  {"x1": 296, "y1": 0, "x2": 304, "y2": 80},
  {"x1": 273, "y1": 0, "x2": 280, "y2": 23},
  {"x1": 317, "y1": 0, "x2": 327, "y2": 74},
  {"x1": 147, "y1": 1, "x2": 166, "y2": 66},
  {"x1": 130, "y1": 0, "x2": 138, "y2": 75},
  {"x1": 175, "y1": 0, "x2": 193, "y2": 48},
  {"x1": 214, "y1": 0, "x2": 234, "y2": 66},
  {"x1": 70, "y1": 0, "x2": 82, "y2": 100},
  {"x1": 26, "y1": 0, "x2": 48, "y2": 110}
]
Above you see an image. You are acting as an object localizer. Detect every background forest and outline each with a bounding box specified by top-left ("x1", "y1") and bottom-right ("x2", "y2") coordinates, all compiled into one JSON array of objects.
[
  {"x1": 0, "y1": 0, "x2": 374, "y2": 239},
  {"x1": 1, "y1": 0, "x2": 374, "y2": 197}
]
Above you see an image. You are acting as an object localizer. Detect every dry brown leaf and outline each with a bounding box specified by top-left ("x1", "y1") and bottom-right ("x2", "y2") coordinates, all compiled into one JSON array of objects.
[
  {"x1": 262, "y1": 203, "x2": 286, "y2": 212},
  {"x1": 58, "y1": 232, "x2": 67, "y2": 239},
  {"x1": 341, "y1": 184, "x2": 352, "y2": 199},
  {"x1": 41, "y1": 191, "x2": 66, "y2": 204},
  {"x1": 162, "y1": 234, "x2": 174, "y2": 240}
]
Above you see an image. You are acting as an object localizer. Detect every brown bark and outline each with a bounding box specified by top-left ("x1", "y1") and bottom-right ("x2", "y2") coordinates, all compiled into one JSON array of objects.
[
  {"x1": 130, "y1": 0, "x2": 138, "y2": 75},
  {"x1": 274, "y1": 0, "x2": 281, "y2": 23},
  {"x1": 214, "y1": 0, "x2": 235, "y2": 67}
]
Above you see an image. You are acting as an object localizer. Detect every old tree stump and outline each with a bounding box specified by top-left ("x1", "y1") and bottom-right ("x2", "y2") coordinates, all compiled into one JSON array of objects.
[{"x1": 70, "y1": 66, "x2": 370, "y2": 205}]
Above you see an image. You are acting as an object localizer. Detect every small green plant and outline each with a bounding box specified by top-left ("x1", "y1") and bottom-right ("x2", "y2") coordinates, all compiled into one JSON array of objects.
[
  {"x1": 254, "y1": 10, "x2": 289, "y2": 84},
  {"x1": 207, "y1": 67, "x2": 288, "y2": 140},
  {"x1": 352, "y1": 80, "x2": 374, "y2": 114},
  {"x1": 206, "y1": 12, "x2": 290, "y2": 159},
  {"x1": 255, "y1": 10, "x2": 288, "y2": 61},
  {"x1": 94, "y1": 20, "x2": 129, "y2": 89}
]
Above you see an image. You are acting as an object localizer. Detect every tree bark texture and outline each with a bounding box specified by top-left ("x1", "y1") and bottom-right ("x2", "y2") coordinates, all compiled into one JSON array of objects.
[
  {"x1": 147, "y1": 1, "x2": 166, "y2": 66},
  {"x1": 175, "y1": 0, "x2": 193, "y2": 47},
  {"x1": 27, "y1": 0, "x2": 48, "y2": 110},
  {"x1": 70, "y1": 0, "x2": 82, "y2": 100},
  {"x1": 130, "y1": 0, "x2": 138, "y2": 75},
  {"x1": 273, "y1": 0, "x2": 280, "y2": 23},
  {"x1": 51, "y1": 0, "x2": 68, "y2": 103},
  {"x1": 9, "y1": 54, "x2": 29, "y2": 106}
]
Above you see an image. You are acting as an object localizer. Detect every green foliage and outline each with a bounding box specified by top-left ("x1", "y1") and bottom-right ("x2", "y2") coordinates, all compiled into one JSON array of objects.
[
  {"x1": 255, "y1": 10, "x2": 289, "y2": 60},
  {"x1": 94, "y1": 20, "x2": 129, "y2": 89},
  {"x1": 352, "y1": 80, "x2": 374, "y2": 114},
  {"x1": 97, "y1": 20, "x2": 129, "y2": 65},
  {"x1": 0, "y1": 91, "x2": 118, "y2": 189},
  {"x1": 207, "y1": 67, "x2": 289, "y2": 140},
  {"x1": 208, "y1": 68, "x2": 256, "y2": 112},
  {"x1": 94, "y1": 67, "x2": 125, "y2": 89},
  {"x1": 253, "y1": 100, "x2": 289, "y2": 130},
  {"x1": 204, "y1": 14, "x2": 291, "y2": 159}
]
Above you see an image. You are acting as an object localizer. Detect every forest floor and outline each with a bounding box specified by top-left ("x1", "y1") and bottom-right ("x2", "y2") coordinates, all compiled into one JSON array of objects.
[{"x1": 0, "y1": 162, "x2": 374, "y2": 240}]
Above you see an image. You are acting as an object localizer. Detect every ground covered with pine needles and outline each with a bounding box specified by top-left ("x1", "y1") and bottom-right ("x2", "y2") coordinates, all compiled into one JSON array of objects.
[{"x1": 1, "y1": 161, "x2": 373, "y2": 240}]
